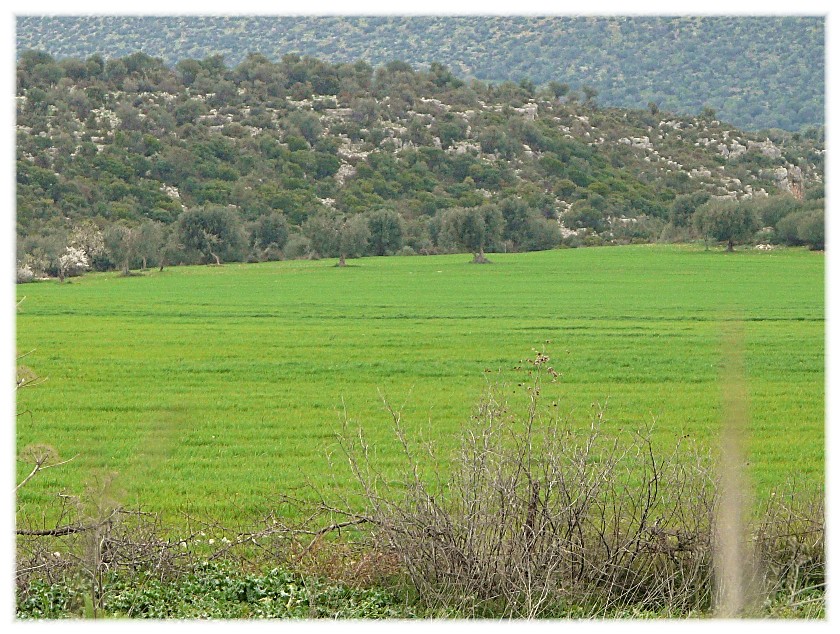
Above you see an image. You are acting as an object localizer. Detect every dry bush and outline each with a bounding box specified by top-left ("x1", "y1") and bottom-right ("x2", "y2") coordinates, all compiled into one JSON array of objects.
[
  {"x1": 332, "y1": 354, "x2": 824, "y2": 618},
  {"x1": 16, "y1": 503, "x2": 202, "y2": 616},
  {"x1": 15, "y1": 349, "x2": 824, "y2": 619},
  {"x1": 753, "y1": 484, "x2": 825, "y2": 609},
  {"x1": 171, "y1": 496, "x2": 400, "y2": 587}
]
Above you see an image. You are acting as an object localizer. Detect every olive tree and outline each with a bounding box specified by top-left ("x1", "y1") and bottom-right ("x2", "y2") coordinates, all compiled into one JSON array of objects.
[
  {"x1": 366, "y1": 208, "x2": 404, "y2": 256},
  {"x1": 176, "y1": 206, "x2": 247, "y2": 265},
  {"x1": 304, "y1": 211, "x2": 369, "y2": 266},
  {"x1": 693, "y1": 198, "x2": 759, "y2": 251},
  {"x1": 19, "y1": 230, "x2": 67, "y2": 280},
  {"x1": 303, "y1": 212, "x2": 339, "y2": 259},
  {"x1": 337, "y1": 215, "x2": 370, "y2": 266},
  {"x1": 156, "y1": 224, "x2": 183, "y2": 271},
  {"x1": 440, "y1": 204, "x2": 503, "y2": 263},
  {"x1": 104, "y1": 223, "x2": 139, "y2": 276},
  {"x1": 136, "y1": 220, "x2": 166, "y2": 270},
  {"x1": 250, "y1": 212, "x2": 289, "y2": 261},
  {"x1": 106, "y1": 220, "x2": 165, "y2": 274}
]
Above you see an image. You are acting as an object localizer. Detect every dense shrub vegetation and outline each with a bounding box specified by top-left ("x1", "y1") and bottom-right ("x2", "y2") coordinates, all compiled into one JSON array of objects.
[
  {"x1": 15, "y1": 50, "x2": 824, "y2": 282},
  {"x1": 17, "y1": 16, "x2": 824, "y2": 131}
]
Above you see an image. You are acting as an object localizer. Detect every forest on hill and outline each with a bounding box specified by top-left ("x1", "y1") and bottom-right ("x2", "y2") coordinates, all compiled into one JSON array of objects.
[
  {"x1": 16, "y1": 15, "x2": 825, "y2": 132},
  {"x1": 15, "y1": 50, "x2": 824, "y2": 281}
]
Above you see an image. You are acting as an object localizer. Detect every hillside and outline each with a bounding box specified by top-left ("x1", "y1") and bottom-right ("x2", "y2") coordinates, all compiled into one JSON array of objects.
[
  {"x1": 15, "y1": 51, "x2": 825, "y2": 278},
  {"x1": 16, "y1": 15, "x2": 825, "y2": 132}
]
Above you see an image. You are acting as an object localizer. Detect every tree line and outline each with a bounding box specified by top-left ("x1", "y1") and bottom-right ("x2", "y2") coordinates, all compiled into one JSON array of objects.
[
  {"x1": 17, "y1": 198, "x2": 566, "y2": 281},
  {"x1": 17, "y1": 188, "x2": 824, "y2": 284}
]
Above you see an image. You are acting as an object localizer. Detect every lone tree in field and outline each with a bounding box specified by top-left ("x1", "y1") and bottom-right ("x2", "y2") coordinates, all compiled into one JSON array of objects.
[
  {"x1": 693, "y1": 198, "x2": 759, "y2": 251},
  {"x1": 177, "y1": 206, "x2": 246, "y2": 265},
  {"x1": 442, "y1": 205, "x2": 503, "y2": 263}
]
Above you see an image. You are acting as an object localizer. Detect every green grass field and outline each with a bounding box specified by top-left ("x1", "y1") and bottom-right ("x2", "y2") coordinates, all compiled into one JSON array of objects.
[{"x1": 15, "y1": 245, "x2": 824, "y2": 527}]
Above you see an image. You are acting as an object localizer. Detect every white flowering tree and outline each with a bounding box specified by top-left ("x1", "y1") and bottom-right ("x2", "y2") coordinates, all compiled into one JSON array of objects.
[
  {"x1": 16, "y1": 253, "x2": 36, "y2": 283},
  {"x1": 68, "y1": 220, "x2": 105, "y2": 265},
  {"x1": 57, "y1": 246, "x2": 90, "y2": 282}
]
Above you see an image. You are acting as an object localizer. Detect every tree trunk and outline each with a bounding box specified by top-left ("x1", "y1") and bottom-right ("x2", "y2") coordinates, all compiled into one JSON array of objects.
[
  {"x1": 209, "y1": 251, "x2": 221, "y2": 266},
  {"x1": 727, "y1": 239, "x2": 734, "y2": 252},
  {"x1": 142, "y1": 256, "x2": 147, "y2": 270},
  {"x1": 472, "y1": 247, "x2": 490, "y2": 264},
  {"x1": 57, "y1": 268, "x2": 65, "y2": 283},
  {"x1": 158, "y1": 255, "x2": 166, "y2": 272},
  {"x1": 338, "y1": 253, "x2": 347, "y2": 267}
]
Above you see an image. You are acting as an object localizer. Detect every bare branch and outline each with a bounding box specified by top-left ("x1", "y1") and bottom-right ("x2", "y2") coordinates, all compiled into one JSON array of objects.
[
  {"x1": 15, "y1": 454, "x2": 79, "y2": 492},
  {"x1": 16, "y1": 508, "x2": 118, "y2": 537}
]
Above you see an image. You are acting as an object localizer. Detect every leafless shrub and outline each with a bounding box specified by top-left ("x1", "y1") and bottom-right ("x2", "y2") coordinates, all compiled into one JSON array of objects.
[
  {"x1": 170, "y1": 492, "x2": 401, "y2": 589},
  {"x1": 330, "y1": 353, "x2": 823, "y2": 618},
  {"x1": 16, "y1": 506, "x2": 196, "y2": 611},
  {"x1": 15, "y1": 472, "x2": 209, "y2": 617},
  {"x1": 753, "y1": 483, "x2": 825, "y2": 606},
  {"x1": 14, "y1": 342, "x2": 824, "y2": 618}
]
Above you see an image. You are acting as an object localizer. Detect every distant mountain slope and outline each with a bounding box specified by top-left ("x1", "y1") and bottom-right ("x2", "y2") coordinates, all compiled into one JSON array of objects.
[{"x1": 16, "y1": 15, "x2": 824, "y2": 132}]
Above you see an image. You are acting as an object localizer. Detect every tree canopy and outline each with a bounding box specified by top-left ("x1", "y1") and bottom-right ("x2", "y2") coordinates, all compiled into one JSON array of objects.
[{"x1": 17, "y1": 15, "x2": 824, "y2": 131}]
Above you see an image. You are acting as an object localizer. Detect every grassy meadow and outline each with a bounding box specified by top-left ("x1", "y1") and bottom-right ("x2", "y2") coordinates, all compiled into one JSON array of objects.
[{"x1": 15, "y1": 245, "x2": 824, "y2": 527}]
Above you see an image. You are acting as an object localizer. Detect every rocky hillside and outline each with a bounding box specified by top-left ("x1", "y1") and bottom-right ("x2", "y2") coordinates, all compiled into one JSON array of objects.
[{"x1": 15, "y1": 52, "x2": 825, "y2": 276}]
